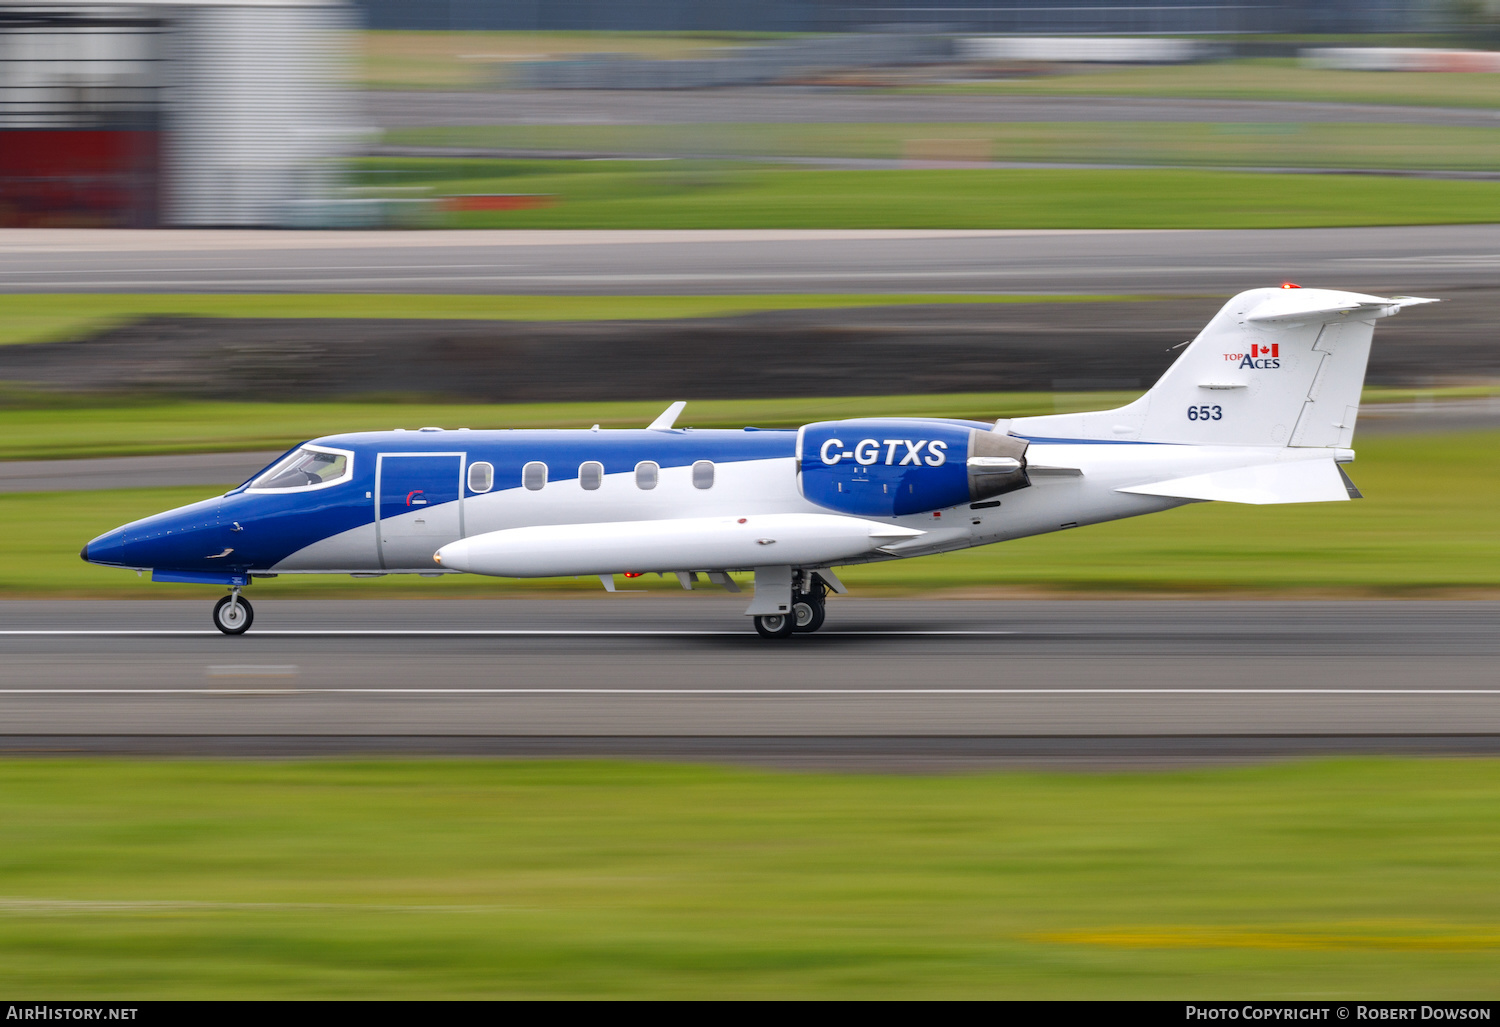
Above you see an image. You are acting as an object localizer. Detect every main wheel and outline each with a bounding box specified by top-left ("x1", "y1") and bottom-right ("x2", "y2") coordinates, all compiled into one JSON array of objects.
[
  {"x1": 791, "y1": 597, "x2": 826, "y2": 634},
  {"x1": 753, "y1": 613, "x2": 794, "y2": 639},
  {"x1": 212, "y1": 594, "x2": 254, "y2": 635}
]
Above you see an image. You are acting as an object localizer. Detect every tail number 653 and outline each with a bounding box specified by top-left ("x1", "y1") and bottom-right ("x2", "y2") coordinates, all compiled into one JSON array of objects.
[{"x1": 1187, "y1": 405, "x2": 1223, "y2": 421}]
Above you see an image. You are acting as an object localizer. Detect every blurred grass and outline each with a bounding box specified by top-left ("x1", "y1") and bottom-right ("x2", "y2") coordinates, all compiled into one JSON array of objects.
[
  {"x1": 362, "y1": 29, "x2": 793, "y2": 90},
  {"x1": 21, "y1": 428, "x2": 1500, "y2": 598},
  {"x1": 387, "y1": 120, "x2": 1500, "y2": 171},
  {"x1": 0, "y1": 393, "x2": 1126, "y2": 459},
  {"x1": 0, "y1": 389, "x2": 1481, "y2": 461},
  {"x1": 353, "y1": 160, "x2": 1500, "y2": 229},
  {"x1": 1, "y1": 757, "x2": 1499, "y2": 998},
  {"x1": 906, "y1": 58, "x2": 1500, "y2": 109},
  {"x1": 362, "y1": 36, "x2": 1500, "y2": 108},
  {"x1": 0, "y1": 292, "x2": 1142, "y2": 348}
]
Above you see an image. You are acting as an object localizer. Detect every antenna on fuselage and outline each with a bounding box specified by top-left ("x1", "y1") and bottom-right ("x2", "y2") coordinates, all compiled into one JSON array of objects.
[{"x1": 647, "y1": 401, "x2": 687, "y2": 432}]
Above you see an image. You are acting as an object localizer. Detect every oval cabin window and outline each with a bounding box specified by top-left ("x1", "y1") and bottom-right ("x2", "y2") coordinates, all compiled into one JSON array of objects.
[
  {"x1": 468, "y1": 461, "x2": 493, "y2": 494},
  {"x1": 579, "y1": 461, "x2": 603, "y2": 491},
  {"x1": 522, "y1": 461, "x2": 547, "y2": 491},
  {"x1": 635, "y1": 461, "x2": 659, "y2": 490},
  {"x1": 692, "y1": 460, "x2": 715, "y2": 490}
]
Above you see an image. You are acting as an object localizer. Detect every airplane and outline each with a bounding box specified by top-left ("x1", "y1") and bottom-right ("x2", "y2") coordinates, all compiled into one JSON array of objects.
[{"x1": 81, "y1": 285, "x2": 1435, "y2": 637}]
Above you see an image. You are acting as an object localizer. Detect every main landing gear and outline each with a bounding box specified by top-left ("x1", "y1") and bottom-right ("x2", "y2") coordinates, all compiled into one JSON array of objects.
[
  {"x1": 753, "y1": 613, "x2": 794, "y2": 639},
  {"x1": 754, "y1": 574, "x2": 829, "y2": 639},
  {"x1": 212, "y1": 589, "x2": 254, "y2": 635}
]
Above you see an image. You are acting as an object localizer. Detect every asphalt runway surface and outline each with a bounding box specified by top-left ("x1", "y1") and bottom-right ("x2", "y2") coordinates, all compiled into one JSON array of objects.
[
  {"x1": 368, "y1": 89, "x2": 1500, "y2": 129},
  {"x1": 0, "y1": 452, "x2": 279, "y2": 494},
  {"x1": 5, "y1": 225, "x2": 1500, "y2": 296},
  {"x1": 2, "y1": 599, "x2": 1497, "y2": 762}
]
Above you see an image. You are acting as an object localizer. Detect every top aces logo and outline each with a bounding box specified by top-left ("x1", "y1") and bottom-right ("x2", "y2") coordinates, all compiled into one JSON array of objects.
[{"x1": 1225, "y1": 342, "x2": 1280, "y2": 369}]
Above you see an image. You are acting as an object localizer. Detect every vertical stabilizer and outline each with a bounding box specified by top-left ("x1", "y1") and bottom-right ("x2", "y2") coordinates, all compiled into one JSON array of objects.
[{"x1": 1011, "y1": 287, "x2": 1436, "y2": 447}]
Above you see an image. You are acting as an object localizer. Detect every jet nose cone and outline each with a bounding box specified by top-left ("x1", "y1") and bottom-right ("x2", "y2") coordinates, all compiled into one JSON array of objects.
[{"x1": 82, "y1": 527, "x2": 131, "y2": 566}]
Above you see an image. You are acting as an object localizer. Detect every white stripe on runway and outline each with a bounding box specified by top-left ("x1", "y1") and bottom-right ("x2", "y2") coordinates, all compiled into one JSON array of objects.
[
  {"x1": 0, "y1": 688, "x2": 1495, "y2": 695},
  {"x1": 0, "y1": 629, "x2": 1016, "y2": 637}
]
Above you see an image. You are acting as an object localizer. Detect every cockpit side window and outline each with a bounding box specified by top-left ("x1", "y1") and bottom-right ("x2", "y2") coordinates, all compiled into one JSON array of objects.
[{"x1": 247, "y1": 446, "x2": 353, "y2": 492}]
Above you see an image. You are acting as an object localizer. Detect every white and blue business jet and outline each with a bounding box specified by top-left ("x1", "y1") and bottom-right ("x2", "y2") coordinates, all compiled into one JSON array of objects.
[{"x1": 83, "y1": 286, "x2": 1434, "y2": 637}]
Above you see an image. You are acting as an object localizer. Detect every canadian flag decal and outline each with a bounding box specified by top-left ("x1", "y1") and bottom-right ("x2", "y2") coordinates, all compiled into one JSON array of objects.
[{"x1": 1251, "y1": 343, "x2": 1279, "y2": 359}]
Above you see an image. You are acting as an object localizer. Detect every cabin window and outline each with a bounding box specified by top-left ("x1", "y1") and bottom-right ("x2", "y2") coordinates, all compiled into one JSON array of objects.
[
  {"x1": 692, "y1": 460, "x2": 715, "y2": 490},
  {"x1": 522, "y1": 461, "x2": 547, "y2": 491},
  {"x1": 247, "y1": 445, "x2": 352, "y2": 492},
  {"x1": 467, "y1": 461, "x2": 493, "y2": 494},
  {"x1": 635, "y1": 461, "x2": 659, "y2": 490},
  {"x1": 579, "y1": 461, "x2": 603, "y2": 491}
]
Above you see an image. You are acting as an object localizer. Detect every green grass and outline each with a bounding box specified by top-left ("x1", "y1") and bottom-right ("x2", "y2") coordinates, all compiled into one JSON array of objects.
[
  {"x1": 2, "y1": 389, "x2": 1478, "y2": 461},
  {"x1": 386, "y1": 120, "x2": 1500, "y2": 171},
  {"x1": 0, "y1": 393, "x2": 1129, "y2": 460},
  {"x1": 353, "y1": 161, "x2": 1500, "y2": 229},
  {"x1": 19, "y1": 428, "x2": 1500, "y2": 598},
  {"x1": 1, "y1": 757, "x2": 1498, "y2": 998},
  {"x1": 361, "y1": 29, "x2": 796, "y2": 90},
  {"x1": 0, "y1": 292, "x2": 1142, "y2": 348},
  {"x1": 905, "y1": 58, "x2": 1500, "y2": 110}
]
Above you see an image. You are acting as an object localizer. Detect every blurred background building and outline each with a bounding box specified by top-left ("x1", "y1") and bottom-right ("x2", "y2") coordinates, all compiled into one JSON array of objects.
[
  {"x1": 0, "y1": 0, "x2": 358, "y2": 228},
  {"x1": 1, "y1": 0, "x2": 1475, "y2": 229}
]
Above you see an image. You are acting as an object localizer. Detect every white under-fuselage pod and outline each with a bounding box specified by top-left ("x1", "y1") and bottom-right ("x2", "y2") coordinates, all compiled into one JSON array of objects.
[{"x1": 434, "y1": 513, "x2": 923, "y2": 577}]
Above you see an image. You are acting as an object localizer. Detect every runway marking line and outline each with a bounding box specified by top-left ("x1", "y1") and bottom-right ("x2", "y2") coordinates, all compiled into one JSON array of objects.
[
  {"x1": 0, "y1": 629, "x2": 1019, "y2": 637},
  {"x1": 0, "y1": 688, "x2": 1498, "y2": 696},
  {"x1": 207, "y1": 665, "x2": 299, "y2": 678}
]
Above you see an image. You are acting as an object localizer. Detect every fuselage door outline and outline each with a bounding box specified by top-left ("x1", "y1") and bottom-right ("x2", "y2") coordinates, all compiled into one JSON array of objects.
[{"x1": 374, "y1": 452, "x2": 467, "y2": 571}]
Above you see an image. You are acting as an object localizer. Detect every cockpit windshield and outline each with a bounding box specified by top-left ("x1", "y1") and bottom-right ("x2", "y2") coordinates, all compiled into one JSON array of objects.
[{"x1": 248, "y1": 446, "x2": 351, "y2": 491}]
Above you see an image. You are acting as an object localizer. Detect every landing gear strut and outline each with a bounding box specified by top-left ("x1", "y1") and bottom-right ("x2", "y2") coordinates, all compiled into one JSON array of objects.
[
  {"x1": 791, "y1": 577, "x2": 827, "y2": 634},
  {"x1": 213, "y1": 589, "x2": 254, "y2": 635}
]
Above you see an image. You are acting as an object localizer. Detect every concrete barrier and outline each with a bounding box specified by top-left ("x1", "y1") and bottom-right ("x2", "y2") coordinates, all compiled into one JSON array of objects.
[
  {"x1": 959, "y1": 36, "x2": 1216, "y2": 63},
  {"x1": 1302, "y1": 47, "x2": 1500, "y2": 72}
]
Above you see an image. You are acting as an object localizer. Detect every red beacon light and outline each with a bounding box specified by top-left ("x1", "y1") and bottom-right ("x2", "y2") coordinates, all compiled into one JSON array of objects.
[{"x1": 1280, "y1": 282, "x2": 1301, "y2": 289}]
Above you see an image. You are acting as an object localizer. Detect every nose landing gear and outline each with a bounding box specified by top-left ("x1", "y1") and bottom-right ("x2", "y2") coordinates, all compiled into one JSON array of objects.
[{"x1": 212, "y1": 589, "x2": 254, "y2": 635}]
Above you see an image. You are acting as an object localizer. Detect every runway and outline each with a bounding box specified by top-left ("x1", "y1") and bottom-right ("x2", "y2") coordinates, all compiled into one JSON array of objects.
[
  {"x1": 0, "y1": 452, "x2": 278, "y2": 494},
  {"x1": 4, "y1": 225, "x2": 1500, "y2": 295},
  {"x1": 2, "y1": 599, "x2": 1497, "y2": 761},
  {"x1": 368, "y1": 89, "x2": 1500, "y2": 129}
]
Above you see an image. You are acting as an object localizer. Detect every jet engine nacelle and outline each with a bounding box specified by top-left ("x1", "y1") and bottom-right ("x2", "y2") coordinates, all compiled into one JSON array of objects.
[{"x1": 797, "y1": 419, "x2": 1029, "y2": 517}]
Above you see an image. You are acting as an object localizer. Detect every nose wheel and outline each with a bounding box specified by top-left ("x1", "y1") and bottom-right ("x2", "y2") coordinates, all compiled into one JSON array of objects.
[{"x1": 212, "y1": 592, "x2": 254, "y2": 635}]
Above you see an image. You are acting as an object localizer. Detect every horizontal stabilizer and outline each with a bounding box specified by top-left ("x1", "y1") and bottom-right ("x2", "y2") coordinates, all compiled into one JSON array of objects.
[
  {"x1": 1117, "y1": 459, "x2": 1350, "y2": 505},
  {"x1": 1008, "y1": 286, "x2": 1438, "y2": 449},
  {"x1": 1244, "y1": 292, "x2": 1438, "y2": 325}
]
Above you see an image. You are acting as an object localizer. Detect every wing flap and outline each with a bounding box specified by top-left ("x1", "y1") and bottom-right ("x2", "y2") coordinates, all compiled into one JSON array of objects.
[{"x1": 1117, "y1": 459, "x2": 1351, "y2": 505}]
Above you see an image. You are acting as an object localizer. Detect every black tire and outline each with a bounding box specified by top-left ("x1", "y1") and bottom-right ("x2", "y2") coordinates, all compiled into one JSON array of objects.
[
  {"x1": 791, "y1": 597, "x2": 826, "y2": 634},
  {"x1": 753, "y1": 613, "x2": 794, "y2": 639},
  {"x1": 212, "y1": 594, "x2": 254, "y2": 635}
]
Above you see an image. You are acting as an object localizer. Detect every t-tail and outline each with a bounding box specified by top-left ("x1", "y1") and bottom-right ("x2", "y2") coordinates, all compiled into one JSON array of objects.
[{"x1": 1010, "y1": 285, "x2": 1437, "y2": 504}]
